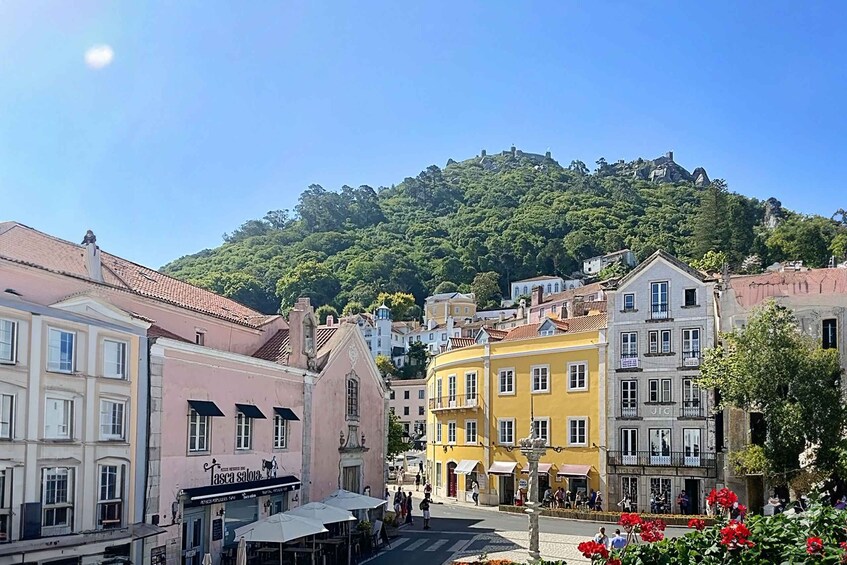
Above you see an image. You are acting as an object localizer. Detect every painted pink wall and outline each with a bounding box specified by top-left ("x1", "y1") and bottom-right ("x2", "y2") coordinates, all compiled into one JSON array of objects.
[
  {"x1": 2, "y1": 264, "x2": 285, "y2": 355},
  {"x1": 156, "y1": 348, "x2": 304, "y2": 516},
  {"x1": 309, "y1": 332, "x2": 386, "y2": 501}
]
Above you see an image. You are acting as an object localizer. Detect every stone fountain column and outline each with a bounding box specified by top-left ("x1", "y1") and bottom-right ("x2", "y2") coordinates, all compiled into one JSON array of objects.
[{"x1": 519, "y1": 430, "x2": 548, "y2": 561}]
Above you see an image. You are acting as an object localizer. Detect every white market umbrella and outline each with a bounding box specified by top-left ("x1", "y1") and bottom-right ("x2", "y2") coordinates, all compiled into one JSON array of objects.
[
  {"x1": 321, "y1": 489, "x2": 388, "y2": 511},
  {"x1": 234, "y1": 513, "x2": 328, "y2": 543},
  {"x1": 287, "y1": 502, "x2": 356, "y2": 525},
  {"x1": 236, "y1": 537, "x2": 247, "y2": 565}
]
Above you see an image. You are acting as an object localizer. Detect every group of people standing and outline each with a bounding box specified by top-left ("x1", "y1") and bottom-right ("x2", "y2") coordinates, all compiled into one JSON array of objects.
[
  {"x1": 593, "y1": 527, "x2": 628, "y2": 550},
  {"x1": 545, "y1": 487, "x2": 603, "y2": 510},
  {"x1": 390, "y1": 482, "x2": 434, "y2": 530}
]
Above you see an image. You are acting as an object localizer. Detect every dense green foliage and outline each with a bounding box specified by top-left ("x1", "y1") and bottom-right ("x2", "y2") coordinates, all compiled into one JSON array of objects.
[
  {"x1": 162, "y1": 151, "x2": 846, "y2": 314},
  {"x1": 699, "y1": 301, "x2": 845, "y2": 481}
]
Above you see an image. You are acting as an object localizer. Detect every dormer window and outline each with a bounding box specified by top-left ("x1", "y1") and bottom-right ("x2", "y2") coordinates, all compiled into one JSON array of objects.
[{"x1": 194, "y1": 331, "x2": 205, "y2": 346}]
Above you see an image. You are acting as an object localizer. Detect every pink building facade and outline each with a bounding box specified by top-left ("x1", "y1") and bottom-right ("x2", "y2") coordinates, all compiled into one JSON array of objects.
[{"x1": 0, "y1": 223, "x2": 387, "y2": 565}]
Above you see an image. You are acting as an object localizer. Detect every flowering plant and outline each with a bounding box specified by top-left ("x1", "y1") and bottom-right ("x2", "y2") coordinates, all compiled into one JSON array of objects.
[
  {"x1": 807, "y1": 536, "x2": 824, "y2": 555},
  {"x1": 687, "y1": 518, "x2": 706, "y2": 531},
  {"x1": 706, "y1": 487, "x2": 738, "y2": 510},
  {"x1": 577, "y1": 540, "x2": 609, "y2": 560},
  {"x1": 719, "y1": 520, "x2": 755, "y2": 550}
]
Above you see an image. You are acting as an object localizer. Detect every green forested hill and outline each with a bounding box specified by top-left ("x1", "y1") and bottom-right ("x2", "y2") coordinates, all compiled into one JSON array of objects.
[{"x1": 161, "y1": 149, "x2": 847, "y2": 314}]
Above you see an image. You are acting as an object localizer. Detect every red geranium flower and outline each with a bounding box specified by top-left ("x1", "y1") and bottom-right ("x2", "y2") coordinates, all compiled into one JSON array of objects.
[
  {"x1": 688, "y1": 518, "x2": 706, "y2": 530},
  {"x1": 808, "y1": 537, "x2": 825, "y2": 555},
  {"x1": 639, "y1": 519, "x2": 666, "y2": 543},
  {"x1": 618, "y1": 512, "x2": 642, "y2": 528},
  {"x1": 720, "y1": 520, "x2": 755, "y2": 550},
  {"x1": 707, "y1": 487, "x2": 739, "y2": 509},
  {"x1": 607, "y1": 559, "x2": 622, "y2": 565},
  {"x1": 840, "y1": 541, "x2": 847, "y2": 550},
  {"x1": 577, "y1": 540, "x2": 609, "y2": 559}
]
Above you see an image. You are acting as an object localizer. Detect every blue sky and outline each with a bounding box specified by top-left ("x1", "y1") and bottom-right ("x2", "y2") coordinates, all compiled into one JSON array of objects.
[{"x1": 1, "y1": 1, "x2": 845, "y2": 268}]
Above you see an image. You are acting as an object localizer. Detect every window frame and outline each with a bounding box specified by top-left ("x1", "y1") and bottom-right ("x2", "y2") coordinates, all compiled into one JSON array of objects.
[
  {"x1": 447, "y1": 420, "x2": 456, "y2": 444},
  {"x1": 498, "y1": 368, "x2": 515, "y2": 395},
  {"x1": 823, "y1": 318, "x2": 838, "y2": 350},
  {"x1": 435, "y1": 422, "x2": 442, "y2": 444},
  {"x1": 684, "y1": 288, "x2": 698, "y2": 307},
  {"x1": 99, "y1": 399, "x2": 126, "y2": 441},
  {"x1": 235, "y1": 412, "x2": 253, "y2": 451},
  {"x1": 0, "y1": 319, "x2": 18, "y2": 364},
  {"x1": 661, "y1": 330, "x2": 672, "y2": 353},
  {"x1": 0, "y1": 394, "x2": 13, "y2": 440},
  {"x1": 621, "y1": 332, "x2": 638, "y2": 357},
  {"x1": 187, "y1": 408, "x2": 210, "y2": 453},
  {"x1": 465, "y1": 419, "x2": 477, "y2": 445},
  {"x1": 346, "y1": 375, "x2": 360, "y2": 420},
  {"x1": 531, "y1": 364, "x2": 550, "y2": 393},
  {"x1": 41, "y1": 467, "x2": 74, "y2": 529},
  {"x1": 274, "y1": 414, "x2": 288, "y2": 449},
  {"x1": 47, "y1": 327, "x2": 76, "y2": 374},
  {"x1": 532, "y1": 417, "x2": 550, "y2": 446},
  {"x1": 498, "y1": 418, "x2": 515, "y2": 445},
  {"x1": 97, "y1": 464, "x2": 123, "y2": 529},
  {"x1": 567, "y1": 417, "x2": 588, "y2": 446},
  {"x1": 622, "y1": 293, "x2": 636, "y2": 311},
  {"x1": 682, "y1": 328, "x2": 701, "y2": 358},
  {"x1": 650, "y1": 281, "x2": 669, "y2": 318},
  {"x1": 418, "y1": 389, "x2": 425, "y2": 400},
  {"x1": 418, "y1": 406, "x2": 425, "y2": 416},
  {"x1": 647, "y1": 379, "x2": 673, "y2": 403},
  {"x1": 567, "y1": 362, "x2": 588, "y2": 391},
  {"x1": 103, "y1": 339, "x2": 128, "y2": 379},
  {"x1": 403, "y1": 390, "x2": 410, "y2": 400},
  {"x1": 44, "y1": 397, "x2": 73, "y2": 440},
  {"x1": 465, "y1": 372, "x2": 477, "y2": 401}
]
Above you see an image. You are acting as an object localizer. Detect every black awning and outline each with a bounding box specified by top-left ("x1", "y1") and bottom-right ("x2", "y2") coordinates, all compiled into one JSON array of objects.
[
  {"x1": 235, "y1": 403, "x2": 266, "y2": 419},
  {"x1": 273, "y1": 407, "x2": 300, "y2": 421},
  {"x1": 183, "y1": 475, "x2": 301, "y2": 507},
  {"x1": 187, "y1": 400, "x2": 225, "y2": 417}
]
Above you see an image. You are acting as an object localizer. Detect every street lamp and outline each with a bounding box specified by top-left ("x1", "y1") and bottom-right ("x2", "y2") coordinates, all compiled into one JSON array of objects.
[{"x1": 519, "y1": 419, "x2": 547, "y2": 562}]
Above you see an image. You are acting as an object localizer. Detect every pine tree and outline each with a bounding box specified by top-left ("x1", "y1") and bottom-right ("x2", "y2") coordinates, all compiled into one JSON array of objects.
[{"x1": 691, "y1": 179, "x2": 730, "y2": 259}]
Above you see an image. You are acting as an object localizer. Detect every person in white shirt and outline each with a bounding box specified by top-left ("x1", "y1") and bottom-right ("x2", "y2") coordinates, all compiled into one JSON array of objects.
[{"x1": 472, "y1": 481, "x2": 480, "y2": 505}]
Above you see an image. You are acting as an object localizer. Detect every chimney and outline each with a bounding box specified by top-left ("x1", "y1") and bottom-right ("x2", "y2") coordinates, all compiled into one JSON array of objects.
[
  {"x1": 531, "y1": 285, "x2": 544, "y2": 307},
  {"x1": 326, "y1": 315, "x2": 335, "y2": 326},
  {"x1": 287, "y1": 297, "x2": 315, "y2": 369},
  {"x1": 573, "y1": 295, "x2": 585, "y2": 317},
  {"x1": 82, "y1": 230, "x2": 103, "y2": 283}
]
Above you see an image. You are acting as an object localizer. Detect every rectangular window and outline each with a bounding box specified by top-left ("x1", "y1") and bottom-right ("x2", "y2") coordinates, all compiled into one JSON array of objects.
[
  {"x1": 499, "y1": 368, "x2": 515, "y2": 394},
  {"x1": 441, "y1": 333, "x2": 447, "y2": 341},
  {"x1": 418, "y1": 406, "x2": 425, "y2": 416},
  {"x1": 465, "y1": 372, "x2": 477, "y2": 401},
  {"x1": 103, "y1": 340, "x2": 127, "y2": 379},
  {"x1": 274, "y1": 415, "x2": 287, "y2": 449},
  {"x1": 44, "y1": 397, "x2": 72, "y2": 439},
  {"x1": 195, "y1": 332, "x2": 205, "y2": 346},
  {"x1": 47, "y1": 328, "x2": 75, "y2": 373},
  {"x1": 568, "y1": 418, "x2": 587, "y2": 446},
  {"x1": 650, "y1": 477, "x2": 671, "y2": 499},
  {"x1": 621, "y1": 476, "x2": 638, "y2": 503},
  {"x1": 236, "y1": 412, "x2": 252, "y2": 450},
  {"x1": 403, "y1": 406, "x2": 409, "y2": 416},
  {"x1": 435, "y1": 422, "x2": 442, "y2": 444},
  {"x1": 418, "y1": 389, "x2": 425, "y2": 400},
  {"x1": 98, "y1": 465, "x2": 122, "y2": 529},
  {"x1": 823, "y1": 319, "x2": 838, "y2": 349},
  {"x1": 623, "y1": 293, "x2": 635, "y2": 311},
  {"x1": 448, "y1": 375, "x2": 457, "y2": 403},
  {"x1": 0, "y1": 319, "x2": 17, "y2": 363},
  {"x1": 650, "y1": 282, "x2": 669, "y2": 319},
  {"x1": 648, "y1": 330, "x2": 659, "y2": 354},
  {"x1": 0, "y1": 394, "x2": 13, "y2": 439},
  {"x1": 649, "y1": 429, "x2": 671, "y2": 464},
  {"x1": 498, "y1": 419, "x2": 514, "y2": 445},
  {"x1": 684, "y1": 288, "x2": 698, "y2": 307},
  {"x1": 188, "y1": 409, "x2": 209, "y2": 452},
  {"x1": 532, "y1": 418, "x2": 550, "y2": 445},
  {"x1": 621, "y1": 332, "x2": 638, "y2": 360},
  {"x1": 99, "y1": 400, "x2": 125, "y2": 440},
  {"x1": 682, "y1": 328, "x2": 701, "y2": 359},
  {"x1": 683, "y1": 428, "x2": 701, "y2": 465},
  {"x1": 683, "y1": 379, "x2": 701, "y2": 417},
  {"x1": 648, "y1": 379, "x2": 672, "y2": 403},
  {"x1": 465, "y1": 420, "x2": 477, "y2": 444},
  {"x1": 661, "y1": 330, "x2": 672, "y2": 353},
  {"x1": 436, "y1": 378, "x2": 442, "y2": 406},
  {"x1": 42, "y1": 467, "x2": 73, "y2": 528},
  {"x1": 436, "y1": 462, "x2": 442, "y2": 488},
  {"x1": 621, "y1": 380, "x2": 637, "y2": 418},
  {"x1": 0, "y1": 469, "x2": 10, "y2": 541},
  {"x1": 404, "y1": 390, "x2": 410, "y2": 400},
  {"x1": 568, "y1": 362, "x2": 588, "y2": 390},
  {"x1": 447, "y1": 421, "x2": 456, "y2": 444},
  {"x1": 532, "y1": 365, "x2": 549, "y2": 392},
  {"x1": 347, "y1": 378, "x2": 359, "y2": 418},
  {"x1": 621, "y1": 428, "x2": 638, "y2": 464}
]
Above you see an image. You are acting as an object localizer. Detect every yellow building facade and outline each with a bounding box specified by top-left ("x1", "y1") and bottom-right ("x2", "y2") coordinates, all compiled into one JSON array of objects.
[{"x1": 426, "y1": 315, "x2": 608, "y2": 506}]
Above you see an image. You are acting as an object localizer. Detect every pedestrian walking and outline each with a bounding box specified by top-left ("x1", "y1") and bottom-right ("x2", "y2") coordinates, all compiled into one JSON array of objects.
[
  {"x1": 424, "y1": 482, "x2": 432, "y2": 497},
  {"x1": 393, "y1": 489, "x2": 402, "y2": 520},
  {"x1": 610, "y1": 529, "x2": 627, "y2": 550},
  {"x1": 405, "y1": 491, "x2": 414, "y2": 524},
  {"x1": 593, "y1": 527, "x2": 609, "y2": 548},
  {"x1": 472, "y1": 480, "x2": 480, "y2": 506},
  {"x1": 415, "y1": 473, "x2": 421, "y2": 491},
  {"x1": 418, "y1": 461, "x2": 424, "y2": 475},
  {"x1": 594, "y1": 492, "x2": 603, "y2": 511},
  {"x1": 420, "y1": 494, "x2": 431, "y2": 530},
  {"x1": 589, "y1": 489, "x2": 597, "y2": 510}
]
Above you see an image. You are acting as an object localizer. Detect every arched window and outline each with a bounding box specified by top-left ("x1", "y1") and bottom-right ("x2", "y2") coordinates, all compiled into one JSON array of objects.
[
  {"x1": 346, "y1": 374, "x2": 359, "y2": 419},
  {"x1": 554, "y1": 283, "x2": 560, "y2": 293},
  {"x1": 523, "y1": 286, "x2": 528, "y2": 296},
  {"x1": 546, "y1": 284, "x2": 552, "y2": 293}
]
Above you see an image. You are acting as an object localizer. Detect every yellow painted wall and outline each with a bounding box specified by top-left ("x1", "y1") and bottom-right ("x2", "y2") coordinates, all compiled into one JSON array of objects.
[{"x1": 426, "y1": 329, "x2": 606, "y2": 504}]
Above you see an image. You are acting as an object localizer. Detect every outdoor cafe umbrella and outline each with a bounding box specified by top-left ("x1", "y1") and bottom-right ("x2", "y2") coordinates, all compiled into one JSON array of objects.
[
  {"x1": 288, "y1": 503, "x2": 356, "y2": 565},
  {"x1": 234, "y1": 513, "x2": 328, "y2": 543},
  {"x1": 321, "y1": 489, "x2": 388, "y2": 512},
  {"x1": 236, "y1": 537, "x2": 247, "y2": 565}
]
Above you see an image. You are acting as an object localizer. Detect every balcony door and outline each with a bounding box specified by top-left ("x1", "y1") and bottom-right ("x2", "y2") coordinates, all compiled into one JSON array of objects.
[
  {"x1": 621, "y1": 428, "x2": 638, "y2": 465},
  {"x1": 651, "y1": 282, "x2": 669, "y2": 319},
  {"x1": 448, "y1": 375, "x2": 457, "y2": 407},
  {"x1": 621, "y1": 381, "x2": 637, "y2": 418},
  {"x1": 683, "y1": 428, "x2": 701, "y2": 466},
  {"x1": 682, "y1": 379, "x2": 701, "y2": 417},
  {"x1": 649, "y1": 428, "x2": 671, "y2": 465}
]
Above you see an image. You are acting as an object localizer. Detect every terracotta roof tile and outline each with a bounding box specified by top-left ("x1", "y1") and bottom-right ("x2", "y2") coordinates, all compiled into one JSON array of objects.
[
  {"x1": 252, "y1": 327, "x2": 338, "y2": 364},
  {"x1": 485, "y1": 328, "x2": 508, "y2": 340},
  {"x1": 449, "y1": 337, "x2": 476, "y2": 349},
  {"x1": 502, "y1": 323, "x2": 543, "y2": 341},
  {"x1": 148, "y1": 324, "x2": 192, "y2": 343},
  {"x1": 539, "y1": 281, "x2": 607, "y2": 305},
  {"x1": 502, "y1": 313, "x2": 607, "y2": 341},
  {"x1": 0, "y1": 222, "x2": 274, "y2": 328}
]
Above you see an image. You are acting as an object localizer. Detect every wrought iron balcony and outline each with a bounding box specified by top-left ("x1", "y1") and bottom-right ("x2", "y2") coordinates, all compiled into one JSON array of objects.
[
  {"x1": 620, "y1": 401, "x2": 639, "y2": 418},
  {"x1": 429, "y1": 393, "x2": 479, "y2": 411},
  {"x1": 607, "y1": 450, "x2": 716, "y2": 468},
  {"x1": 682, "y1": 351, "x2": 701, "y2": 367},
  {"x1": 650, "y1": 303, "x2": 669, "y2": 320},
  {"x1": 680, "y1": 400, "x2": 704, "y2": 418}
]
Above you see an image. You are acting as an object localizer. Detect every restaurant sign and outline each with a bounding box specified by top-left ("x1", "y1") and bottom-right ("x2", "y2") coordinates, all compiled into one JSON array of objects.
[{"x1": 203, "y1": 456, "x2": 279, "y2": 485}]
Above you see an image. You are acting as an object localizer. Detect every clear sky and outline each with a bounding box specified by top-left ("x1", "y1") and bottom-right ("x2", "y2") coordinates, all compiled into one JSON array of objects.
[{"x1": 1, "y1": 1, "x2": 845, "y2": 268}]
